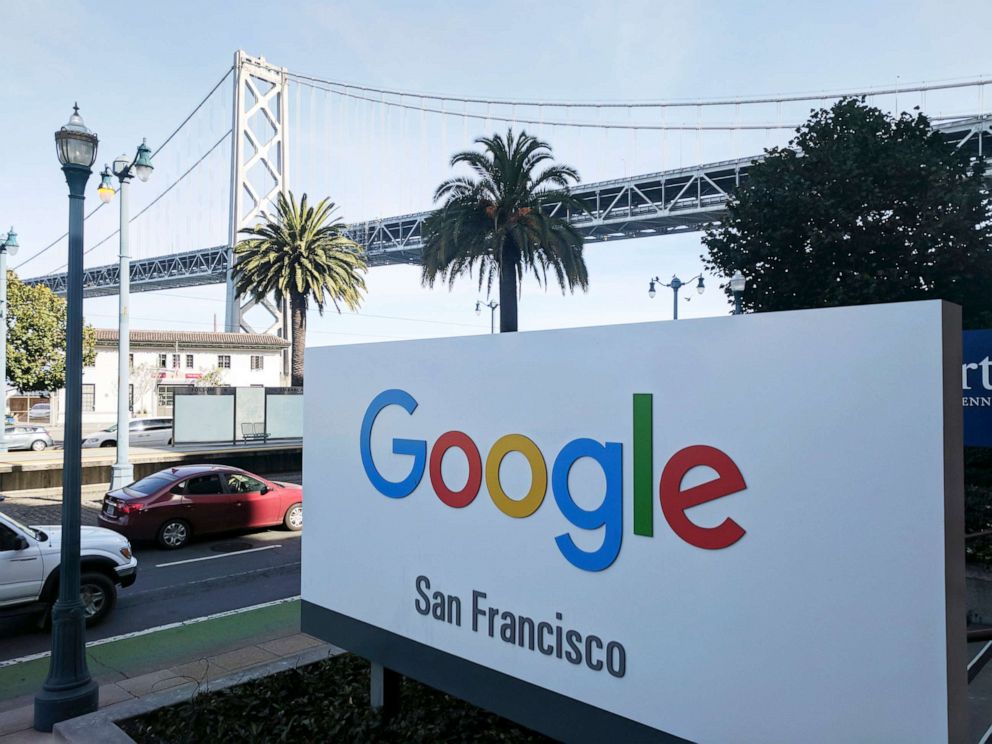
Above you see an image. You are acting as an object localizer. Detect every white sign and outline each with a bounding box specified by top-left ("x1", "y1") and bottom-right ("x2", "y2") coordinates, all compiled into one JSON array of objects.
[{"x1": 302, "y1": 300, "x2": 964, "y2": 743}]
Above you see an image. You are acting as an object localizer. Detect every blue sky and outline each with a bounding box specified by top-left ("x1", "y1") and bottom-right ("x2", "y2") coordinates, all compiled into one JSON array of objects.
[{"x1": 2, "y1": 0, "x2": 992, "y2": 345}]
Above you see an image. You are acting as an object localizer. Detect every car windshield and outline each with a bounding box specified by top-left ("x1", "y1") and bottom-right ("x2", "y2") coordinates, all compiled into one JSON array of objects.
[
  {"x1": 125, "y1": 474, "x2": 175, "y2": 495},
  {"x1": 106, "y1": 425, "x2": 117, "y2": 433}
]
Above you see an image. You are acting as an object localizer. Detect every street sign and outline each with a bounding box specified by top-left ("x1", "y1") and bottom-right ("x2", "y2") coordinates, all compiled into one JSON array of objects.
[{"x1": 302, "y1": 301, "x2": 964, "y2": 743}]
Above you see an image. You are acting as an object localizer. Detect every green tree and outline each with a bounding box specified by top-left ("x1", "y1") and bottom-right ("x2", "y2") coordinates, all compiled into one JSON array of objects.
[
  {"x1": 421, "y1": 129, "x2": 589, "y2": 332},
  {"x1": 703, "y1": 98, "x2": 992, "y2": 327},
  {"x1": 233, "y1": 192, "x2": 367, "y2": 387},
  {"x1": 195, "y1": 367, "x2": 226, "y2": 388},
  {"x1": 6, "y1": 271, "x2": 95, "y2": 393}
]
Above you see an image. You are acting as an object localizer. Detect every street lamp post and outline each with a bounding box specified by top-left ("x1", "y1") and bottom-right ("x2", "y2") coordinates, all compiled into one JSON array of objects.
[
  {"x1": 730, "y1": 271, "x2": 747, "y2": 315},
  {"x1": 475, "y1": 300, "x2": 498, "y2": 334},
  {"x1": 99, "y1": 140, "x2": 153, "y2": 491},
  {"x1": 0, "y1": 228, "x2": 19, "y2": 454},
  {"x1": 35, "y1": 104, "x2": 100, "y2": 732},
  {"x1": 648, "y1": 274, "x2": 705, "y2": 320}
]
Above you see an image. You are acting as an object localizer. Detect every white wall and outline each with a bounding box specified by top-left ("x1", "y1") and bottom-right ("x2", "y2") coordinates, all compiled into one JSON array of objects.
[{"x1": 54, "y1": 345, "x2": 284, "y2": 425}]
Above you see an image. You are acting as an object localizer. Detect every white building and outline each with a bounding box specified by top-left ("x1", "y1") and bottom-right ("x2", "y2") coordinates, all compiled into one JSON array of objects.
[{"x1": 49, "y1": 329, "x2": 290, "y2": 426}]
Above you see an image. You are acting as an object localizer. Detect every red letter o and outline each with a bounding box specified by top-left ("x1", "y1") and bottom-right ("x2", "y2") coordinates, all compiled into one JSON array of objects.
[{"x1": 429, "y1": 431, "x2": 482, "y2": 508}]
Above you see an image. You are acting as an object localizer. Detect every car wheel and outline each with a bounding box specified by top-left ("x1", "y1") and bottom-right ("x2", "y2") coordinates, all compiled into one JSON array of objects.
[
  {"x1": 168, "y1": 438, "x2": 173, "y2": 446},
  {"x1": 283, "y1": 503, "x2": 303, "y2": 531},
  {"x1": 100, "y1": 440, "x2": 116, "y2": 448},
  {"x1": 30, "y1": 439, "x2": 47, "y2": 451},
  {"x1": 79, "y1": 572, "x2": 117, "y2": 626},
  {"x1": 158, "y1": 519, "x2": 191, "y2": 549}
]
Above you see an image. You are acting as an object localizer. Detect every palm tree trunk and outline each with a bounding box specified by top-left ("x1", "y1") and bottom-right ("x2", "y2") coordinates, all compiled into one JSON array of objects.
[
  {"x1": 498, "y1": 259, "x2": 518, "y2": 332},
  {"x1": 290, "y1": 292, "x2": 306, "y2": 387}
]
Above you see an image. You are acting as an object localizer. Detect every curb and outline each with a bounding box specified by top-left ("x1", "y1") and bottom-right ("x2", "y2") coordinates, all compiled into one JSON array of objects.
[{"x1": 53, "y1": 643, "x2": 340, "y2": 743}]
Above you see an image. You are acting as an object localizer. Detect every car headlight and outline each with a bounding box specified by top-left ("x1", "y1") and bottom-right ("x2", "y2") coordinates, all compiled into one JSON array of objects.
[{"x1": 120, "y1": 546, "x2": 132, "y2": 560}]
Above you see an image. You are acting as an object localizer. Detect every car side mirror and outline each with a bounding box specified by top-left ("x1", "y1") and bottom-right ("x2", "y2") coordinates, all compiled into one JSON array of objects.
[
  {"x1": 13, "y1": 536, "x2": 28, "y2": 550},
  {"x1": 260, "y1": 485, "x2": 269, "y2": 495}
]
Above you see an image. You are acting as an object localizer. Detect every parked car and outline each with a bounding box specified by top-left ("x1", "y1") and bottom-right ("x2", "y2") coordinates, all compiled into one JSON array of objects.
[
  {"x1": 0, "y1": 499, "x2": 137, "y2": 626},
  {"x1": 98, "y1": 465, "x2": 303, "y2": 549},
  {"x1": 28, "y1": 403, "x2": 50, "y2": 421},
  {"x1": 4, "y1": 426, "x2": 54, "y2": 452},
  {"x1": 82, "y1": 418, "x2": 174, "y2": 448}
]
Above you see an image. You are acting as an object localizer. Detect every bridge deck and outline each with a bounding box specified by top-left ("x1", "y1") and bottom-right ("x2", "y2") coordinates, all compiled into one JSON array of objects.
[{"x1": 26, "y1": 116, "x2": 992, "y2": 297}]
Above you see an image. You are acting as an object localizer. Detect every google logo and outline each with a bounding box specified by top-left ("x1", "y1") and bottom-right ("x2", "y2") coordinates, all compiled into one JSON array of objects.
[{"x1": 360, "y1": 389, "x2": 748, "y2": 572}]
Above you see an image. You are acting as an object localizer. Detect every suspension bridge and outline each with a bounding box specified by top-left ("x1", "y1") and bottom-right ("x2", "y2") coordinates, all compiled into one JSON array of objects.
[{"x1": 21, "y1": 51, "x2": 992, "y2": 340}]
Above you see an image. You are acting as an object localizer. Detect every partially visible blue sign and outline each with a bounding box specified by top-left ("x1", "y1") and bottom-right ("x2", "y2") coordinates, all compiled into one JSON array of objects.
[{"x1": 964, "y1": 330, "x2": 992, "y2": 446}]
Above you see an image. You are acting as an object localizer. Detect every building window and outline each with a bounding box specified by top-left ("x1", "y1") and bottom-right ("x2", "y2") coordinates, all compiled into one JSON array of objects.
[
  {"x1": 128, "y1": 353, "x2": 134, "y2": 370},
  {"x1": 129, "y1": 384, "x2": 133, "y2": 412},
  {"x1": 218, "y1": 355, "x2": 231, "y2": 369},
  {"x1": 82, "y1": 384, "x2": 95, "y2": 412},
  {"x1": 157, "y1": 386, "x2": 176, "y2": 408},
  {"x1": 186, "y1": 354, "x2": 194, "y2": 368},
  {"x1": 158, "y1": 354, "x2": 167, "y2": 369},
  {"x1": 250, "y1": 355, "x2": 264, "y2": 371},
  {"x1": 172, "y1": 353, "x2": 180, "y2": 369},
  {"x1": 157, "y1": 384, "x2": 191, "y2": 410}
]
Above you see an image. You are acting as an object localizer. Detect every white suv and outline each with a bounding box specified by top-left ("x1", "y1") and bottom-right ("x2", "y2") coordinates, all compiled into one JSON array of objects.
[
  {"x1": 82, "y1": 418, "x2": 174, "y2": 449},
  {"x1": 0, "y1": 502, "x2": 137, "y2": 626}
]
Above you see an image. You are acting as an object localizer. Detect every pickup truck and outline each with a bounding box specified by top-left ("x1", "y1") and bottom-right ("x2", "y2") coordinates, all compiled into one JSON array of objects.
[{"x1": 0, "y1": 500, "x2": 137, "y2": 626}]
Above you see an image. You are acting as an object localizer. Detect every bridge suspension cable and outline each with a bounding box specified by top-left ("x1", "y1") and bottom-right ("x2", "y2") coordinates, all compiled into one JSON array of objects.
[
  {"x1": 291, "y1": 79, "x2": 800, "y2": 131},
  {"x1": 287, "y1": 70, "x2": 992, "y2": 109},
  {"x1": 47, "y1": 130, "x2": 233, "y2": 273},
  {"x1": 16, "y1": 66, "x2": 235, "y2": 272},
  {"x1": 290, "y1": 76, "x2": 988, "y2": 132}
]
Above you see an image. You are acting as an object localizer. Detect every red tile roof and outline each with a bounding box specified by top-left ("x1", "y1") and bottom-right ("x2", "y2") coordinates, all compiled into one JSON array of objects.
[{"x1": 93, "y1": 329, "x2": 290, "y2": 350}]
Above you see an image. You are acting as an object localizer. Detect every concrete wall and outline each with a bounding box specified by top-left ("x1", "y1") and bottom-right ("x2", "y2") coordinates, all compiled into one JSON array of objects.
[{"x1": 0, "y1": 445, "x2": 302, "y2": 492}]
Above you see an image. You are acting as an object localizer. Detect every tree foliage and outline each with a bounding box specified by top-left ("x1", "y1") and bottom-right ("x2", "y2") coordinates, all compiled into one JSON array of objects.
[
  {"x1": 703, "y1": 98, "x2": 992, "y2": 327},
  {"x1": 421, "y1": 129, "x2": 589, "y2": 332},
  {"x1": 6, "y1": 271, "x2": 95, "y2": 393},
  {"x1": 233, "y1": 192, "x2": 367, "y2": 387}
]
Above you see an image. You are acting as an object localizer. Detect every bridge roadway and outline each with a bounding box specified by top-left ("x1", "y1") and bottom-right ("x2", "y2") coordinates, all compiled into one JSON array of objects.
[{"x1": 26, "y1": 115, "x2": 992, "y2": 298}]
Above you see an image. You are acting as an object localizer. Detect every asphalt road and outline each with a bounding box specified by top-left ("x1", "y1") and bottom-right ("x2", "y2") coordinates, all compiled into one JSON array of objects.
[{"x1": 0, "y1": 487, "x2": 302, "y2": 663}]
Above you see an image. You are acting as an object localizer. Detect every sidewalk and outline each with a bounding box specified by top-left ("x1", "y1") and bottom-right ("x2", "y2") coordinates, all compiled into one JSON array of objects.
[
  {"x1": 0, "y1": 488, "x2": 105, "y2": 529},
  {"x1": 0, "y1": 599, "x2": 330, "y2": 743}
]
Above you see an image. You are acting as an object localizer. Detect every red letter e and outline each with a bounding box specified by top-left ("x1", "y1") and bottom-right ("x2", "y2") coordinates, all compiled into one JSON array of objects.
[{"x1": 660, "y1": 445, "x2": 746, "y2": 550}]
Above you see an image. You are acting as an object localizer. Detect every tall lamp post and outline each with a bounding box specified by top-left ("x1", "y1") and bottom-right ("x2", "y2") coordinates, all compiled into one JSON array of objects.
[
  {"x1": 730, "y1": 271, "x2": 747, "y2": 315},
  {"x1": 35, "y1": 105, "x2": 100, "y2": 732},
  {"x1": 0, "y1": 228, "x2": 18, "y2": 453},
  {"x1": 648, "y1": 274, "x2": 705, "y2": 320},
  {"x1": 475, "y1": 300, "x2": 498, "y2": 334},
  {"x1": 98, "y1": 140, "x2": 153, "y2": 490}
]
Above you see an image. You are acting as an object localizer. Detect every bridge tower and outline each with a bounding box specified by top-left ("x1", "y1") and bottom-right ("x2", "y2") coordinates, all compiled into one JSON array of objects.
[{"x1": 225, "y1": 51, "x2": 291, "y2": 372}]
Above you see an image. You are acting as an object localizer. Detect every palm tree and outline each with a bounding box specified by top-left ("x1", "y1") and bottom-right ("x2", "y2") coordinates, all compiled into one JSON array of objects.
[
  {"x1": 233, "y1": 191, "x2": 367, "y2": 387},
  {"x1": 421, "y1": 129, "x2": 589, "y2": 332}
]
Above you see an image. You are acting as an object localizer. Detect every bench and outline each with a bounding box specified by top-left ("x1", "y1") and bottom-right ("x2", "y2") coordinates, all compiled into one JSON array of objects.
[{"x1": 241, "y1": 422, "x2": 269, "y2": 443}]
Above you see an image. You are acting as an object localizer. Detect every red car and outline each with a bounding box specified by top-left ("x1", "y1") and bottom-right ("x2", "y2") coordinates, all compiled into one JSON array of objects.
[{"x1": 97, "y1": 465, "x2": 303, "y2": 549}]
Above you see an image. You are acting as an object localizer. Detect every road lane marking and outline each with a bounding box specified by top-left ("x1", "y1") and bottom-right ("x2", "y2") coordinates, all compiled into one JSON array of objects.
[
  {"x1": 154, "y1": 544, "x2": 282, "y2": 568},
  {"x1": 0, "y1": 595, "x2": 301, "y2": 668},
  {"x1": 125, "y1": 562, "x2": 301, "y2": 599}
]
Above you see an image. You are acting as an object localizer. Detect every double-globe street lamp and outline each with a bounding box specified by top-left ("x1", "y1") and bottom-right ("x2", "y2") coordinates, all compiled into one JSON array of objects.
[
  {"x1": 648, "y1": 274, "x2": 705, "y2": 320},
  {"x1": 0, "y1": 228, "x2": 19, "y2": 453},
  {"x1": 475, "y1": 300, "x2": 498, "y2": 334},
  {"x1": 97, "y1": 140, "x2": 153, "y2": 490},
  {"x1": 34, "y1": 105, "x2": 100, "y2": 732}
]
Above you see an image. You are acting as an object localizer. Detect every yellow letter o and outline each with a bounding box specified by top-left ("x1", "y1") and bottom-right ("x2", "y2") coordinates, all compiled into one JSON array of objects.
[{"x1": 486, "y1": 434, "x2": 547, "y2": 518}]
